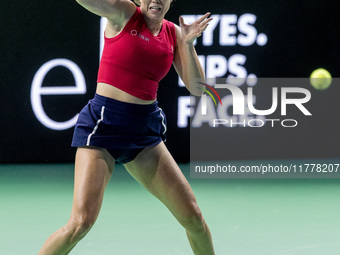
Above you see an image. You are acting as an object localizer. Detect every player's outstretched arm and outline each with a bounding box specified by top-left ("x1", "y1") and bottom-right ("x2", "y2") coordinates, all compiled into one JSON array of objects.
[
  {"x1": 173, "y1": 13, "x2": 212, "y2": 96},
  {"x1": 75, "y1": 0, "x2": 136, "y2": 24}
]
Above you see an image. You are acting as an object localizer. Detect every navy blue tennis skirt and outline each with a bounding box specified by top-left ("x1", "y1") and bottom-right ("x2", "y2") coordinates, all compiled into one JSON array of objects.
[{"x1": 72, "y1": 93, "x2": 167, "y2": 164}]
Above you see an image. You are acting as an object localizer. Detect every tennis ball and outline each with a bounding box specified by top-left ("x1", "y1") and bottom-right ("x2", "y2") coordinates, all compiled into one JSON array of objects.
[{"x1": 310, "y1": 68, "x2": 332, "y2": 90}]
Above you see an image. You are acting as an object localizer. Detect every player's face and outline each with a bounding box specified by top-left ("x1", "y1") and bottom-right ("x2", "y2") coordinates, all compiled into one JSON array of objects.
[{"x1": 140, "y1": 0, "x2": 173, "y2": 20}]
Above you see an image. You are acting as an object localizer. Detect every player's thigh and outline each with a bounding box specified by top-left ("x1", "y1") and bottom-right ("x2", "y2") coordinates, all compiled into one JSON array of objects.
[
  {"x1": 124, "y1": 142, "x2": 199, "y2": 219},
  {"x1": 70, "y1": 147, "x2": 115, "y2": 221}
]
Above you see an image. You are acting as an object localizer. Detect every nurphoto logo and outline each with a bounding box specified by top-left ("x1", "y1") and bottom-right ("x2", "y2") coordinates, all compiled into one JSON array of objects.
[{"x1": 197, "y1": 82, "x2": 312, "y2": 128}]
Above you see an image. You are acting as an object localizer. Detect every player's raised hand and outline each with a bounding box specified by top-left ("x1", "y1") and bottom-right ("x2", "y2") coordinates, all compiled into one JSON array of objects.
[{"x1": 179, "y1": 12, "x2": 212, "y2": 44}]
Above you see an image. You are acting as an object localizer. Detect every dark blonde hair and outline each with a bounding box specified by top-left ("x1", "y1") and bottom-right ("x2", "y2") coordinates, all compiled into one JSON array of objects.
[{"x1": 134, "y1": 0, "x2": 141, "y2": 6}]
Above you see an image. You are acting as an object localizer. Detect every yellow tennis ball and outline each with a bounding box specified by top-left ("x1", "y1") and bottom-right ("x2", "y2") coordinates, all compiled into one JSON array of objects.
[{"x1": 310, "y1": 68, "x2": 332, "y2": 90}]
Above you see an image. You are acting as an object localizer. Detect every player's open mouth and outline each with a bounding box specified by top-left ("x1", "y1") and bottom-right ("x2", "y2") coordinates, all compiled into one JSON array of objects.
[{"x1": 149, "y1": 6, "x2": 162, "y2": 13}]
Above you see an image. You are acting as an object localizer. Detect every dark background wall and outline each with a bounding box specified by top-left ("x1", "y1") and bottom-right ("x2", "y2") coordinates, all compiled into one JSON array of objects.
[{"x1": 1, "y1": 0, "x2": 339, "y2": 163}]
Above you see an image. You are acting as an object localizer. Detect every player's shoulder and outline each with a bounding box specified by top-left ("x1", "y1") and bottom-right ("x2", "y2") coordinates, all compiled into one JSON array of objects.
[
  {"x1": 106, "y1": 1, "x2": 137, "y2": 35},
  {"x1": 110, "y1": 0, "x2": 137, "y2": 23},
  {"x1": 172, "y1": 23, "x2": 182, "y2": 45}
]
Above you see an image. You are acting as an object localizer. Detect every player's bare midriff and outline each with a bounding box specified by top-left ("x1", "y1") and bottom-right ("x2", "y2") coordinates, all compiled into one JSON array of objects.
[{"x1": 96, "y1": 82, "x2": 157, "y2": 105}]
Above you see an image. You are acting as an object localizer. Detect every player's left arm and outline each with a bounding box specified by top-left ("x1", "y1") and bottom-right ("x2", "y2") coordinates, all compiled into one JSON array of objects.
[{"x1": 173, "y1": 13, "x2": 212, "y2": 96}]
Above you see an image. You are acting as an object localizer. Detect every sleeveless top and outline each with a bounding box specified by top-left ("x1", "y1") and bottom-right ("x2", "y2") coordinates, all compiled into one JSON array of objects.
[{"x1": 97, "y1": 7, "x2": 177, "y2": 100}]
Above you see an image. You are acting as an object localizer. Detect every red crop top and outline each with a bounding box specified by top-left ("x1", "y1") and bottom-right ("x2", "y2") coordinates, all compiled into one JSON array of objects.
[{"x1": 97, "y1": 7, "x2": 177, "y2": 100}]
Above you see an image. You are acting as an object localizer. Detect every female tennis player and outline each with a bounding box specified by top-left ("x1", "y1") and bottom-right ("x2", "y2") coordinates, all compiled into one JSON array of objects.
[{"x1": 38, "y1": 0, "x2": 214, "y2": 254}]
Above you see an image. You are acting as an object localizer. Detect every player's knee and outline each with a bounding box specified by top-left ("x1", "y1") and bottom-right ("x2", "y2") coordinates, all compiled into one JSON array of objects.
[
  {"x1": 180, "y1": 202, "x2": 206, "y2": 234},
  {"x1": 65, "y1": 214, "x2": 96, "y2": 243}
]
